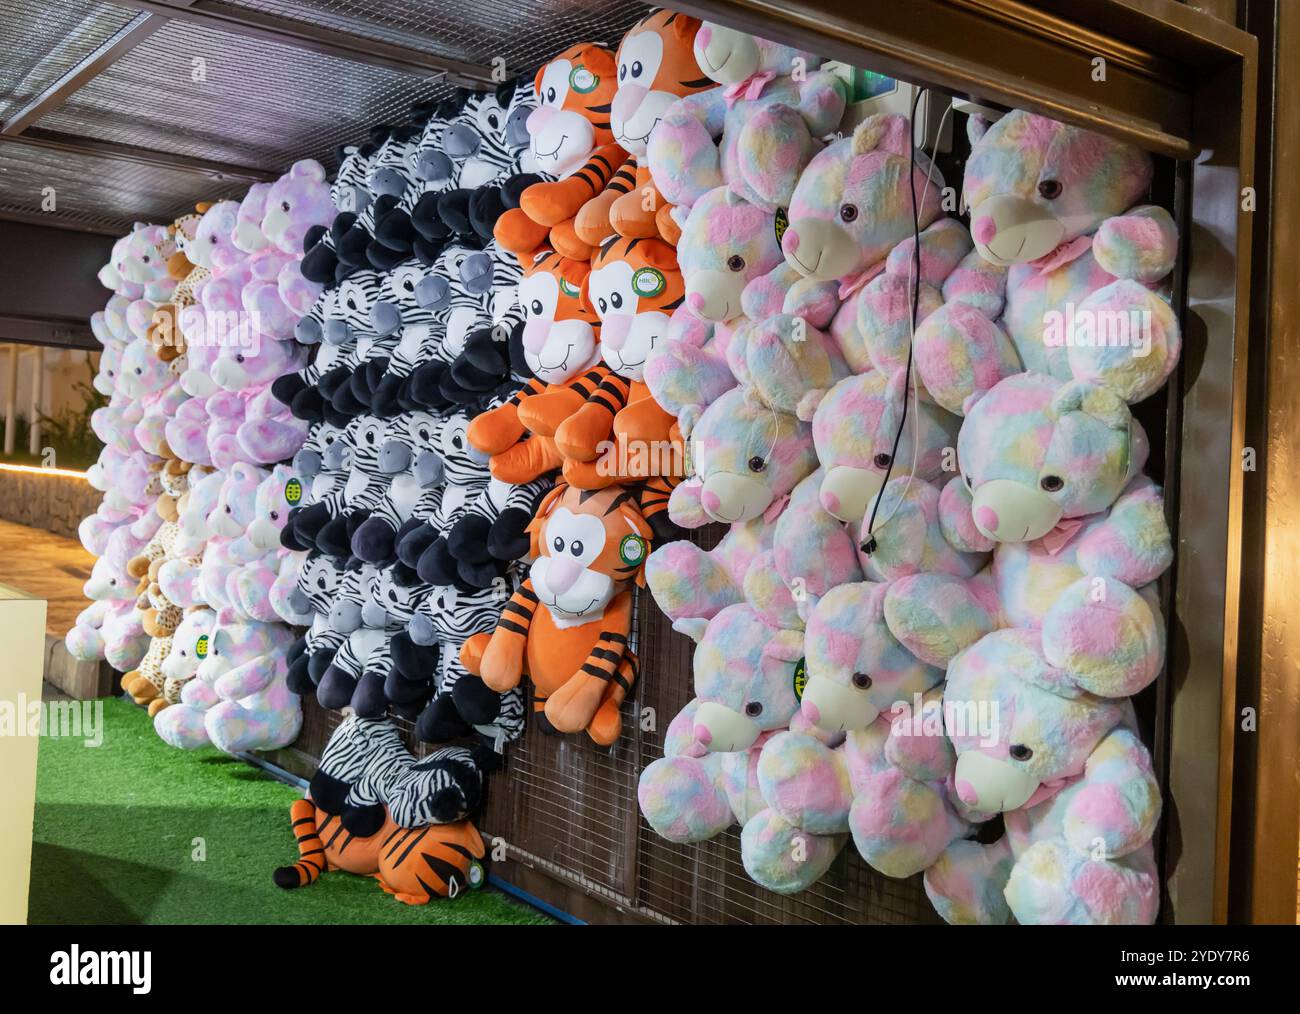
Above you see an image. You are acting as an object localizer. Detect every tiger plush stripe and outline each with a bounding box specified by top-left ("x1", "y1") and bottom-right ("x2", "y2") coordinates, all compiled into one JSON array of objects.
[{"x1": 461, "y1": 483, "x2": 653, "y2": 745}]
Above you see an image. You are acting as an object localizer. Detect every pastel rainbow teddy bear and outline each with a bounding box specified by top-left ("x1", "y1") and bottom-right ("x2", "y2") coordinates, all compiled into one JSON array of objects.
[
  {"x1": 924, "y1": 625, "x2": 1162, "y2": 924},
  {"x1": 881, "y1": 372, "x2": 1172, "y2": 684},
  {"x1": 913, "y1": 109, "x2": 1181, "y2": 414},
  {"x1": 154, "y1": 605, "x2": 301, "y2": 754},
  {"x1": 641, "y1": 185, "x2": 786, "y2": 424},
  {"x1": 752, "y1": 578, "x2": 981, "y2": 882},
  {"x1": 644, "y1": 383, "x2": 817, "y2": 630},
  {"x1": 65, "y1": 555, "x2": 150, "y2": 673},
  {"x1": 637, "y1": 551, "x2": 846, "y2": 894},
  {"x1": 648, "y1": 22, "x2": 846, "y2": 214}
]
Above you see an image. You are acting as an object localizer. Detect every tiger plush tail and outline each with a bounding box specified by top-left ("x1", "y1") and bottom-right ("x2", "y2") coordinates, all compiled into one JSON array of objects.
[{"x1": 273, "y1": 799, "x2": 326, "y2": 889}]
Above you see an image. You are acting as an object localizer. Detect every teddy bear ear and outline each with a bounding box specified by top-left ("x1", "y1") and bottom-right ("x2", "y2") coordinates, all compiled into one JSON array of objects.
[
  {"x1": 673, "y1": 617, "x2": 710, "y2": 644},
  {"x1": 959, "y1": 388, "x2": 987, "y2": 417},
  {"x1": 291, "y1": 159, "x2": 327, "y2": 183},
  {"x1": 1049, "y1": 379, "x2": 1130, "y2": 430},
  {"x1": 966, "y1": 114, "x2": 992, "y2": 146},
  {"x1": 795, "y1": 387, "x2": 826, "y2": 422},
  {"x1": 852, "y1": 113, "x2": 911, "y2": 158}
]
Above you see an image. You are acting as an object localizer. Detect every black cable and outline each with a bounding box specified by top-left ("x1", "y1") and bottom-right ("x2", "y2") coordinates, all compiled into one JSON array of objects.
[{"x1": 861, "y1": 87, "x2": 926, "y2": 556}]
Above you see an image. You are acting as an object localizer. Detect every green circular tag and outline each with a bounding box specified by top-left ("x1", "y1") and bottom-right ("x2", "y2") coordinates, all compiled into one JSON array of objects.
[
  {"x1": 619, "y1": 534, "x2": 646, "y2": 567},
  {"x1": 774, "y1": 207, "x2": 789, "y2": 247},
  {"x1": 285, "y1": 478, "x2": 303, "y2": 505},
  {"x1": 792, "y1": 657, "x2": 807, "y2": 701},
  {"x1": 570, "y1": 66, "x2": 599, "y2": 94},
  {"x1": 468, "y1": 859, "x2": 486, "y2": 889},
  {"x1": 559, "y1": 277, "x2": 580, "y2": 298},
  {"x1": 196, "y1": 634, "x2": 209, "y2": 659},
  {"x1": 632, "y1": 266, "x2": 666, "y2": 299}
]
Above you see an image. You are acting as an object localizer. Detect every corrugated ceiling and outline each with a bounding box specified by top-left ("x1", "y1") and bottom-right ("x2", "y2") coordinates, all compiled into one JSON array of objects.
[{"x1": 0, "y1": 0, "x2": 650, "y2": 234}]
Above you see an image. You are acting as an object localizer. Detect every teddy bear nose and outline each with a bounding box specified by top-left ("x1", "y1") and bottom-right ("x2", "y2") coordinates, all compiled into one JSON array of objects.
[
  {"x1": 801, "y1": 699, "x2": 821, "y2": 725},
  {"x1": 696, "y1": 25, "x2": 712, "y2": 46},
  {"x1": 686, "y1": 291, "x2": 705, "y2": 312},
  {"x1": 701, "y1": 489, "x2": 722, "y2": 513},
  {"x1": 781, "y1": 227, "x2": 800, "y2": 255},
  {"x1": 819, "y1": 489, "x2": 841, "y2": 515},
  {"x1": 692, "y1": 723, "x2": 713, "y2": 746},
  {"x1": 972, "y1": 216, "x2": 997, "y2": 246},
  {"x1": 956, "y1": 778, "x2": 979, "y2": 805},
  {"x1": 975, "y1": 505, "x2": 1000, "y2": 533}
]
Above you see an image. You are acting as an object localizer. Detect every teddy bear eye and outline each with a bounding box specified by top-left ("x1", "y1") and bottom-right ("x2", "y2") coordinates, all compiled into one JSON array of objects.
[
  {"x1": 747, "y1": 455, "x2": 766, "y2": 472},
  {"x1": 839, "y1": 204, "x2": 859, "y2": 223},
  {"x1": 873, "y1": 452, "x2": 892, "y2": 469},
  {"x1": 530, "y1": 299, "x2": 543, "y2": 315},
  {"x1": 1037, "y1": 180, "x2": 1063, "y2": 200},
  {"x1": 610, "y1": 292, "x2": 623, "y2": 309},
  {"x1": 270, "y1": 510, "x2": 279, "y2": 521},
  {"x1": 1040, "y1": 475, "x2": 1064, "y2": 492},
  {"x1": 552, "y1": 536, "x2": 565, "y2": 553},
  {"x1": 1009, "y1": 743, "x2": 1034, "y2": 761},
  {"x1": 726, "y1": 254, "x2": 746, "y2": 272},
  {"x1": 281, "y1": 201, "x2": 291, "y2": 212},
  {"x1": 570, "y1": 540, "x2": 584, "y2": 557},
  {"x1": 744, "y1": 701, "x2": 763, "y2": 717},
  {"x1": 546, "y1": 87, "x2": 557, "y2": 103}
]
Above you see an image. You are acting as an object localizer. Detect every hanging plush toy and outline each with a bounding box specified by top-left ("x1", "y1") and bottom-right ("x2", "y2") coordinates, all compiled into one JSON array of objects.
[
  {"x1": 460, "y1": 482, "x2": 653, "y2": 746},
  {"x1": 573, "y1": 8, "x2": 713, "y2": 247},
  {"x1": 637, "y1": 551, "x2": 846, "y2": 893},
  {"x1": 493, "y1": 42, "x2": 624, "y2": 262},
  {"x1": 648, "y1": 23, "x2": 846, "y2": 213},
  {"x1": 913, "y1": 110, "x2": 1181, "y2": 413}
]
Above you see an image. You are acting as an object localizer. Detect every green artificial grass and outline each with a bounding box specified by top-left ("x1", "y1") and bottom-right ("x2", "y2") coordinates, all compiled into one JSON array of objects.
[{"x1": 28, "y1": 696, "x2": 554, "y2": 925}]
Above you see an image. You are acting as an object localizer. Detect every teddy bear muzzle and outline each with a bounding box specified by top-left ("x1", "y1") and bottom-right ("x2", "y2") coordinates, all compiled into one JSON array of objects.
[
  {"x1": 692, "y1": 701, "x2": 761, "y2": 753},
  {"x1": 970, "y1": 477, "x2": 1063, "y2": 543},
  {"x1": 685, "y1": 269, "x2": 744, "y2": 323},
  {"x1": 954, "y1": 750, "x2": 1039, "y2": 812},
  {"x1": 699, "y1": 472, "x2": 772, "y2": 524},
  {"x1": 527, "y1": 107, "x2": 595, "y2": 177},
  {"x1": 819, "y1": 464, "x2": 885, "y2": 524},
  {"x1": 968, "y1": 193, "x2": 1066, "y2": 267},
  {"x1": 799, "y1": 674, "x2": 880, "y2": 732},
  {"x1": 693, "y1": 23, "x2": 760, "y2": 84},
  {"x1": 781, "y1": 218, "x2": 859, "y2": 281}
]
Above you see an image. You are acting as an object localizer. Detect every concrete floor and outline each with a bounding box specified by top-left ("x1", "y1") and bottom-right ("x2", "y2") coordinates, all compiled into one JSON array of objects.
[{"x1": 0, "y1": 517, "x2": 94, "y2": 635}]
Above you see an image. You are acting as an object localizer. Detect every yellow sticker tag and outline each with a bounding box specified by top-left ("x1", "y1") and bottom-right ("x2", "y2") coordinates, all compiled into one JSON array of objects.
[
  {"x1": 196, "y1": 634, "x2": 209, "y2": 659},
  {"x1": 774, "y1": 207, "x2": 789, "y2": 247},
  {"x1": 792, "y1": 657, "x2": 807, "y2": 701},
  {"x1": 285, "y1": 478, "x2": 303, "y2": 505}
]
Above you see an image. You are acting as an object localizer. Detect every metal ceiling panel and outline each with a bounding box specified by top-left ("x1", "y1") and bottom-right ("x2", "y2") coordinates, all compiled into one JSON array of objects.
[
  {"x1": 0, "y1": 0, "x2": 139, "y2": 124},
  {"x1": 219, "y1": 0, "x2": 649, "y2": 71},
  {"x1": 0, "y1": 141, "x2": 245, "y2": 234},
  {"x1": 34, "y1": 17, "x2": 460, "y2": 173}
]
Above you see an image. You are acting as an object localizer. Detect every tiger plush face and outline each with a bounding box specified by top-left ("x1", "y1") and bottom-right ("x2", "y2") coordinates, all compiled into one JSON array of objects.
[
  {"x1": 584, "y1": 236, "x2": 683, "y2": 381},
  {"x1": 528, "y1": 484, "x2": 652, "y2": 624},
  {"x1": 528, "y1": 43, "x2": 619, "y2": 179},
  {"x1": 518, "y1": 252, "x2": 600, "y2": 384},
  {"x1": 610, "y1": 8, "x2": 710, "y2": 156}
]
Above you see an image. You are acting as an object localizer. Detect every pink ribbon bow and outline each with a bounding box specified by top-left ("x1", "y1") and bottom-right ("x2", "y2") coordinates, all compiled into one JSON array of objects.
[
  {"x1": 723, "y1": 70, "x2": 777, "y2": 107},
  {"x1": 836, "y1": 258, "x2": 887, "y2": 301},
  {"x1": 1039, "y1": 516, "x2": 1085, "y2": 556},
  {"x1": 1029, "y1": 235, "x2": 1093, "y2": 276}
]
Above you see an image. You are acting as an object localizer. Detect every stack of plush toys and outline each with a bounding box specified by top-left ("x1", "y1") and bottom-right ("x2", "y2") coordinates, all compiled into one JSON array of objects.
[
  {"x1": 631, "y1": 17, "x2": 1179, "y2": 925},
  {"x1": 67, "y1": 7, "x2": 1180, "y2": 922}
]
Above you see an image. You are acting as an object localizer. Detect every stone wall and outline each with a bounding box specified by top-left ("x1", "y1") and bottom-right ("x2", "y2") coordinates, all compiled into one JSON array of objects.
[{"x1": 0, "y1": 468, "x2": 102, "y2": 540}]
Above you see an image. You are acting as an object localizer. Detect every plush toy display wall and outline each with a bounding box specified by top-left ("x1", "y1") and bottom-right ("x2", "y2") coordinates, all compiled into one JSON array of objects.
[{"x1": 64, "y1": 7, "x2": 1181, "y2": 924}]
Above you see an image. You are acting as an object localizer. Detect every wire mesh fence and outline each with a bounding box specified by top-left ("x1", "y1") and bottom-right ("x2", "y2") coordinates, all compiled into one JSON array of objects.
[{"x1": 289, "y1": 522, "x2": 942, "y2": 925}]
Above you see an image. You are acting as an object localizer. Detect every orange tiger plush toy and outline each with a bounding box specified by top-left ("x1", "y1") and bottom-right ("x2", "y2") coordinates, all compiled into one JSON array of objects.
[
  {"x1": 519, "y1": 236, "x2": 685, "y2": 491},
  {"x1": 573, "y1": 9, "x2": 712, "y2": 247},
  {"x1": 461, "y1": 483, "x2": 652, "y2": 746},
  {"x1": 275, "y1": 798, "x2": 486, "y2": 904},
  {"x1": 494, "y1": 43, "x2": 626, "y2": 263},
  {"x1": 469, "y1": 251, "x2": 607, "y2": 484}
]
